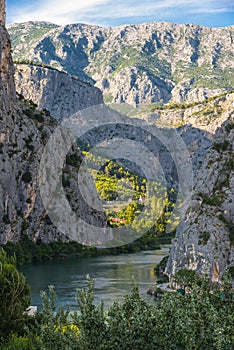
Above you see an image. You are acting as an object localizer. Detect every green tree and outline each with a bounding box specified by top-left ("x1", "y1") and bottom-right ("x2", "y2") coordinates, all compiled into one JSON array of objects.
[
  {"x1": 173, "y1": 269, "x2": 199, "y2": 291},
  {"x1": 0, "y1": 249, "x2": 31, "y2": 338},
  {"x1": 24, "y1": 275, "x2": 233, "y2": 350}
]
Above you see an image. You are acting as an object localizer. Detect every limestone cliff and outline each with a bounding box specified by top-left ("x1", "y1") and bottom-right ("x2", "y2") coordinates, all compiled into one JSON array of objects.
[
  {"x1": 0, "y1": 1, "x2": 105, "y2": 244},
  {"x1": 113, "y1": 92, "x2": 234, "y2": 174},
  {"x1": 0, "y1": 6, "x2": 15, "y2": 110},
  {"x1": 166, "y1": 111, "x2": 234, "y2": 281},
  {"x1": 140, "y1": 93, "x2": 234, "y2": 133},
  {"x1": 0, "y1": 0, "x2": 5, "y2": 25},
  {"x1": 14, "y1": 63, "x2": 103, "y2": 120},
  {"x1": 8, "y1": 21, "x2": 234, "y2": 106}
]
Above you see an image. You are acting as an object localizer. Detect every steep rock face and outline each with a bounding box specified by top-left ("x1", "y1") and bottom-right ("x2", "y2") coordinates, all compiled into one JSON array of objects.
[
  {"x1": 0, "y1": 0, "x2": 5, "y2": 25},
  {"x1": 171, "y1": 80, "x2": 225, "y2": 104},
  {"x1": 0, "y1": 3, "x2": 106, "y2": 244},
  {"x1": 0, "y1": 18, "x2": 16, "y2": 109},
  {"x1": 141, "y1": 93, "x2": 234, "y2": 132},
  {"x1": 14, "y1": 63, "x2": 103, "y2": 120},
  {"x1": 95, "y1": 66, "x2": 172, "y2": 105},
  {"x1": 8, "y1": 21, "x2": 234, "y2": 106},
  {"x1": 123, "y1": 92, "x2": 234, "y2": 173},
  {"x1": 166, "y1": 113, "x2": 234, "y2": 281}
]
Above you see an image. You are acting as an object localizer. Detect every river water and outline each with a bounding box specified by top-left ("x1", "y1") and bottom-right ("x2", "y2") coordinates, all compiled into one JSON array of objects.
[{"x1": 21, "y1": 245, "x2": 170, "y2": 309}]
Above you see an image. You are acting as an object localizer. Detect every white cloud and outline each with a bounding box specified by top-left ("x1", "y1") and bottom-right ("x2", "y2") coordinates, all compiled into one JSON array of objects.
[
  {"x1": 7, "y1": 0, "x2": 234, "y2": 26},
  {"x1": 8, "y1": 0, "x2": 109, "y2": 24}
]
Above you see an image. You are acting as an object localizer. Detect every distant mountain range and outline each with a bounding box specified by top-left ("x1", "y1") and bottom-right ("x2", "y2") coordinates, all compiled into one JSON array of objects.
[{"x1": 8, "y1": 21, "x2": 234, "y2": 106}]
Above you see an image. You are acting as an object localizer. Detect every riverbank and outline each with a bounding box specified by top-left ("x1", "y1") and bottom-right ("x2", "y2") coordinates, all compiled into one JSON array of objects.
[{"x1": 2, "y1": 233, "x2": 172, "y2": 266}]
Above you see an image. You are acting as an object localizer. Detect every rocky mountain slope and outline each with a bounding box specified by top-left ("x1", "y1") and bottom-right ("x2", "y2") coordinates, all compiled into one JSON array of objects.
[
  {"x1": 166, "y1": 113, "x2": 234, "y2": 281},
  {"x1": 8, "y1": 21, "x2": 234, "y2": 106},
  {"x1": 12, "y1": 55, "x2": 234, "y2": 178},
  {"x1": 107, "y1": 92, "x2": 234, "y2": 175},
  {"x1": 140, "y1": 93, "x2": 234, "y2": 169},
  {"x1": 14, "y1": 63, "x2": 103, "y2": 120},
  {"x1": 0, "y1": 4, "x2": 105, "y2": 244},
  {"x1": 8, "y1": 30, "x2": 234, "y2": 177}
]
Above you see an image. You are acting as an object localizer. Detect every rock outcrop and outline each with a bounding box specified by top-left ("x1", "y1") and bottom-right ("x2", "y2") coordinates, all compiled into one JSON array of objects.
[
  {"x1": 166, "y1": 111, "x2": 234, "y2": 281},
  {"x1": 142, "y1": 93, "x2": 234, "y2": 133},
  {"x1": 8, "y1": 21, "x2": 234, "y2": 106},
  {"x1": 0, "y1": 0, "x2": 5, "y2": 25},
  {"x1": 14, "y1": 63, "x2": 103, "y2": 120},
  {"x1": 124, "y1": 92, "x2": 234, "y2": 174},
  {"x1": 0, "y1": 1, "x2": 105, "y2": 244},
  {"x1": 0, "y1": 7, "x2": 15, "y2": 110}
]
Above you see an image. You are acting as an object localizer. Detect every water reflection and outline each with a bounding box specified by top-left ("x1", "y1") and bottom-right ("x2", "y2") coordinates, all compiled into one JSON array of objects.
[{"x1": 21, "y1": 246, "x2": 170, "y2": 309}]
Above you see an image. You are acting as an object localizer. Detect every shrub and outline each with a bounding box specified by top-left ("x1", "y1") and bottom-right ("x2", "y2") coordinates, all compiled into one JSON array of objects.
[
  {"x1": 22, "y1": 170, "x2": 32, "y2": 183},
  {"x1": 0, "y1": 334, "x2": 35, "y2": 350},
  {"x1": 2, "y1": 214, "x2": 11, "y2": 224},
  {"x1": 34, "y1": 113, "x2": 44, "y2": 123},
  {"x1": 198, "y1": 231, "x2": 210, "y2": 245},
  {"x1": 23, "y1": 109, "x2": 34, "y2": 119},
  {"x1": 1, "y1": 269, "x2": 232, "y2": 349},
  {"x1": 0, "y1": 249, "x2": 31, "y2": 338},
  {"x1": 66, "y1": 153, "x2": 81, "y2": 167},
  {"x1": 27, "y1": 275, "x2": 234, "y2": 350},
  {"x1": 212, "y1": 140, "x2": 230, "y2": 152}
]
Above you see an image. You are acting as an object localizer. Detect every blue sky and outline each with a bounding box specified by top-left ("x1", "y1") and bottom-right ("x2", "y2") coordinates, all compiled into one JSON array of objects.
[{"x1": 6, "y1": 0, "x2": 234, "y2": 27}]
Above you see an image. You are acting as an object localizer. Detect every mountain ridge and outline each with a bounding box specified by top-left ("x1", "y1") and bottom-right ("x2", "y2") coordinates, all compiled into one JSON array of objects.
[
  {"x1": 7, "y1": 19, "x2": 234, "y2": 29},
  {"x1": 8, "y1": 21, "x2": 234, "y2": 106}
]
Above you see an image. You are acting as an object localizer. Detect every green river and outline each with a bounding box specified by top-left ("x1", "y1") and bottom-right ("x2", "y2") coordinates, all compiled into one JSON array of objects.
[{"x1": 21, "y1": 245, "x2": 170, "y2": 309}]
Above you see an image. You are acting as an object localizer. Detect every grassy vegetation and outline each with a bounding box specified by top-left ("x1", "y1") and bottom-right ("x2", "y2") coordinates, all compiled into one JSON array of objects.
[
  {"x1": 2, "y1": 232, "x2": 164, "y2": 267},
  {"x1": 20, "y1": 95, "x2": 57, "y2": 127},
  {"x1": 2, "y1": 235, "x2": 98, "y2": 265},
  {"x1": 143, "y1": 90, "x2": 233, "y2": 114},
  {"x1": 173, "y1": 62, "x2": 234, "y2": 91},
  {"x1": 15, "y1": 59, "x2": 67, "y2": 74},
  {"x1": 9, "y1": 22, "x2": 58, "y2": 47}
]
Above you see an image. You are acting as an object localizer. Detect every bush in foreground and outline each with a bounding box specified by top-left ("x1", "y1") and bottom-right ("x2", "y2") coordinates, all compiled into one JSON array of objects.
[
  {"x1": 1, "y1": 274, "x2": 233, "y2": 349},
  {"x1": 0, "y1": 249, "x2": 31, "y2": 339}
]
